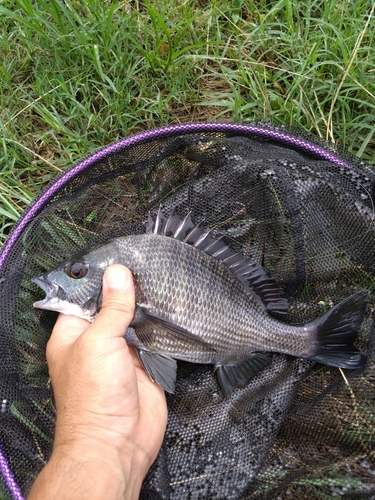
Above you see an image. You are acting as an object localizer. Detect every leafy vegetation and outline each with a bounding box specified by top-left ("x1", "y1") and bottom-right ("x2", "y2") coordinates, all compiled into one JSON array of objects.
[{"x1": 0, "y1": 0, "x2": 374, "y2": 244}]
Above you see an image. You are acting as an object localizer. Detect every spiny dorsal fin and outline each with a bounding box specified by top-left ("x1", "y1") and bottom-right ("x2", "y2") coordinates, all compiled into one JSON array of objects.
[{"x1": 146, "y1": 208, "x2": 288, "y2": 312}]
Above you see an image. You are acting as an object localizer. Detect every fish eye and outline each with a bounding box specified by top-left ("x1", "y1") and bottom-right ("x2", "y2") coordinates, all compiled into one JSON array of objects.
[{"x1": 66, "y1": 262, "x2": 88, "y2": 279}]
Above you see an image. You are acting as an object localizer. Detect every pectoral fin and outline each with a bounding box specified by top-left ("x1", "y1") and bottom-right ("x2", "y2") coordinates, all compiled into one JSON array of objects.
[
  {"x1": 132, "y1": 305, "x2": 214, "y2": 353},
  {"x1": 215, "y1": 354, "x2": 271, "y2": 395}
]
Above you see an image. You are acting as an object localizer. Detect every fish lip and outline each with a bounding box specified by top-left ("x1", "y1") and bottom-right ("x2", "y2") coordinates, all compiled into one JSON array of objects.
[{"x1": 31, "y1": 275, "x2": 60, "y2": 307}]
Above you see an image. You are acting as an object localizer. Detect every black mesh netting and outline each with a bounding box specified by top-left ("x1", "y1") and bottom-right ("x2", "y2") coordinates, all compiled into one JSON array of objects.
[{"x1": 0, "y1": 122, "x2": 374, "y2": 499}]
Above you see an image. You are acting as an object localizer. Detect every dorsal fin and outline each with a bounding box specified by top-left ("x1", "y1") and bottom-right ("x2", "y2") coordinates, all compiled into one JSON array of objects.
[{"x1": 146, "y1": 208, "x2": 288, "y2": 312}]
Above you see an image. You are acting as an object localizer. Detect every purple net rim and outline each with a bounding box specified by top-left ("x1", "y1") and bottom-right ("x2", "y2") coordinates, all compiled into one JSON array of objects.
[
  {"x1": 0, "y1": 122, "x2": 356, "y2": 273},
  {"x1": 0, "y1": 444, "x2": 24, "y2": 500},
  {"x1": 0, "y1": 120, "x2": 360, "y2": 498}
]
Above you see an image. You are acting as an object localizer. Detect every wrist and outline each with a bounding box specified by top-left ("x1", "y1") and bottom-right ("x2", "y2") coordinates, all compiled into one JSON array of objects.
[
  {"x1": 28, "y1": 438, "x2": 144, "y2": 500},
  {"x1": 54, "y1": 415, "x2": 152, "y2": 474}
]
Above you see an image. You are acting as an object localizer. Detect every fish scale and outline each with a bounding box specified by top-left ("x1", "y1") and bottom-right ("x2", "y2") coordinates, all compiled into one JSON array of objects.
[
  {"x1": 32, "y1": 209, "x2": 368, "y2": 394},
  {"x1": 118, "y1": 234, "x2": 281, "y2": 358}
]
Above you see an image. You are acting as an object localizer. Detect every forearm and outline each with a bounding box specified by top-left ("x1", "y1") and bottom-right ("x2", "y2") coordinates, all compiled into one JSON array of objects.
[{"x1": 28, "y1": 441, "x2": 144, "y2": 500}]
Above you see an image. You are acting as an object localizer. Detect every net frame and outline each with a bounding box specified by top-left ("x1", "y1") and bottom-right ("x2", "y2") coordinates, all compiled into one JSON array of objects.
[{"x1": 0, "y1": 121, "x2": 373, "y2": 500}]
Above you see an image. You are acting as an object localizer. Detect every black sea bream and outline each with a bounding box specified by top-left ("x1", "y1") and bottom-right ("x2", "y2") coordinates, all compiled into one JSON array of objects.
[{"x1": 32, "y1": 209, "x2": 368, "y2": 394}]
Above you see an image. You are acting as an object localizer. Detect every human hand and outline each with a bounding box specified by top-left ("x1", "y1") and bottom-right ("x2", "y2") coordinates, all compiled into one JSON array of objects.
[{"x1": 28, "y1": 265, "x2": 167, "y2": 500}]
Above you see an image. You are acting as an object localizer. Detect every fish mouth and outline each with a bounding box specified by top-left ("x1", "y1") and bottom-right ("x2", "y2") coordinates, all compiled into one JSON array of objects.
[
  {"x1": 31, "y1": 275, "x2": 96, "y2": 321},
  {"x1": 31, "y1": 275, "x2": 60, "y2": 308}
]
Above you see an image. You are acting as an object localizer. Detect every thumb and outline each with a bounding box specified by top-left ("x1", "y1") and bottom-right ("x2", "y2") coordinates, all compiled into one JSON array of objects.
[{"x1": 91, "y1": 264, "x2": 136, "y2": 339}]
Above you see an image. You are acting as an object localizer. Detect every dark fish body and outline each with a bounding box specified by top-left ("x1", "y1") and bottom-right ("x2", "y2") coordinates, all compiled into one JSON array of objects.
[
  {"x1": 115, "y1": 234, "x2": 312, "y2": 361},
  {"x1": 32, "y1": 210, "x2": 368, "y2": 394}
]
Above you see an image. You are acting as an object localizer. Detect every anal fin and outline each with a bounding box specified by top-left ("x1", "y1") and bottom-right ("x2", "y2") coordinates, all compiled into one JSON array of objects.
[{"x1": 215, "y1": 354, "x2": 271, "y2": 395}]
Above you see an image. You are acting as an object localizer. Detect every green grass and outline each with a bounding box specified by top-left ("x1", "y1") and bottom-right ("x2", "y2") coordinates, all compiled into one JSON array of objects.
[{"x1": 0, "y1": 0, "x2": 374, "y2": 244}]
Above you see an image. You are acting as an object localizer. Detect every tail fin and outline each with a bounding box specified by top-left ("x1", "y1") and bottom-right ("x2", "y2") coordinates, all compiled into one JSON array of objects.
[{"x1": 308, "y1": 290, "x2": 368, "y2": 369}]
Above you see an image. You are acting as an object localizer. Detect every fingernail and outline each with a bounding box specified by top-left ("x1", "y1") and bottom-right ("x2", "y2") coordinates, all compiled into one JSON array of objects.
[{"x1": 103, "y1": 265, "x2": 129, "y2": 290}]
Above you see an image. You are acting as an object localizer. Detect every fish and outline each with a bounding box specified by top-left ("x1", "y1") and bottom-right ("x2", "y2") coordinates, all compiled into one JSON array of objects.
[{"x1": 32, "y1": 208, "x2": 368, "y2": 394}]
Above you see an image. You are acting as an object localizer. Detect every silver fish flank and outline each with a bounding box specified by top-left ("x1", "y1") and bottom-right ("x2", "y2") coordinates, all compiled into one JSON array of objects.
[{"x1": 32, "y1": 209, "x2": 368, "y2": 394}]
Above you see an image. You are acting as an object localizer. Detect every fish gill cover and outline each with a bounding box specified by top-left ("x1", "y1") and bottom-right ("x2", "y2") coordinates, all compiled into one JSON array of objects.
[{"x1": 0, "y1": 122, "x2": 374, "y2": 499}]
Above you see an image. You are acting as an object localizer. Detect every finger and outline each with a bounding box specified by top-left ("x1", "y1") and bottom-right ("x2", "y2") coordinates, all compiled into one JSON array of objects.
[
  {"x1": 89, "y1": 264, "x2": 135, "y2": 340},
  {"x1": 54, "y1": 313, "x2": 90, "y2": 339},
  {"x1": 48, "y1": 314, "x2": 90, "y2": 355}
]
